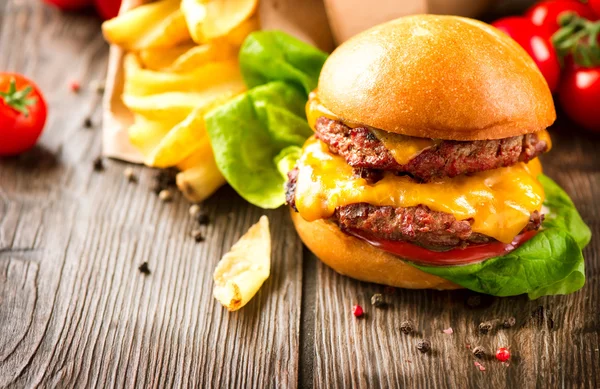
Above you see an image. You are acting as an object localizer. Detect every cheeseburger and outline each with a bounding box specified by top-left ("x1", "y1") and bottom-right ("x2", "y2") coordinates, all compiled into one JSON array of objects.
[{"x1": 285, "y1": 15, "x2": 590, "y2": 295}]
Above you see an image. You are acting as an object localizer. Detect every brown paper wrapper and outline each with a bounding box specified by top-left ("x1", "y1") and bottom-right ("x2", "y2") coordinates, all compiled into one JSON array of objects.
[{"x1": 102, "y1": 0, "x2": 145, "y2": 162}]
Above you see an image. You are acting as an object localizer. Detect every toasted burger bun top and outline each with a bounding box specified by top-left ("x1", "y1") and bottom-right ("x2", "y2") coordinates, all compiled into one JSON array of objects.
[
  {"x1": 290, "y1": 211, "x2": 461, "y2": 290},
  {"x1": 318, "y1": 15, "x2": 556, "y2": 141}
]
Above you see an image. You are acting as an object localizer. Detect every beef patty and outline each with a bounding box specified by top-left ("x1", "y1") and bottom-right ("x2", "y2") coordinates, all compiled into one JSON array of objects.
[
  {"x1": 286, "y1": 168, "x2": 543, "y2": 250},
  {"x1": 314, "y1": 117, "x2": 549, "y2": 182}
]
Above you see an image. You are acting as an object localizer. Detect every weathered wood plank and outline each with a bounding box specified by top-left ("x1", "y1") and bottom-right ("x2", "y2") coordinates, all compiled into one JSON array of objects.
[
  {"x1": 309, "y1": 121, "x2": 600, "y2": 388},
  {"x1": 0, "y1": 1, "x2": 303, "y2": 387}
]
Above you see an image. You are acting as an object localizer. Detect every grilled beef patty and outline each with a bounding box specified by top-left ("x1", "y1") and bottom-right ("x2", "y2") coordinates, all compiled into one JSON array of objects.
[
  {"x1": 286, "y1": 168, "x2": 543, "y2": 250},
  {"x1": 314, "y1": 117, "x2": 548, "y2": 182}
]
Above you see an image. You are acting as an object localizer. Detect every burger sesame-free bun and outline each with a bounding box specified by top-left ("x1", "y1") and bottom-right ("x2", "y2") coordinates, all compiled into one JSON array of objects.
[
  {"x1": 290, "y1": 211, "x2": 461, "y2": 290},
  {"x1": 318, "y1": 15, "x2": 556, "y2": 141}
]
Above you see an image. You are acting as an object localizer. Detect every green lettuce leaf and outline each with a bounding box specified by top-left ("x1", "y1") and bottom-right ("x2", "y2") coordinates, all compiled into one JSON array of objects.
[
  {"x1": 414, "y1": 174, "x2": 591, "y2": 298},
  {"x1": 275, "y1": 146, "x2": 303, "y2": 179},
  {"x1": 239, "y1": 31, "x2": 329, "y2": 95},
  {"x1": 205, "y1": 31, "x2": 327, "y2": 208},
  {"x1": 205, "y1": 82, "x2": 312, "y2": 208}
]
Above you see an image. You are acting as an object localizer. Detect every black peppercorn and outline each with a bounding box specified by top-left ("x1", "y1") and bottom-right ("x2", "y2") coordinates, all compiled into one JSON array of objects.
[
  {"x1": 371, "y1": 293, "x2": 385, "y2": 307},
  {"x1": 503, "y1": 317, "x2": 516, "y2": 328},
  {"x1": 416, "y1": 339, "x2": 431, "y2": 353},
  {"x1": 479, "y1": 321, "x2": 494, "y2": 334},
  {"x1": 83, "y1": 117, "x2": 93, "y2": 128},
  {"x1": 191, "y1": 229, "x2": 205, "y2": 243},
  {"x1": 473, "y1": 346, "x2": 486, "y2": 359},
  {"x1": 92, "y1": 156, "x2": 104, "y2": 172},
  {"x1": 400, "y1": 320, "x2": 414, "y2": 334},
  {"x1": 196, "y1": 212, "x2": 210, "y2": 225},
  {"x1": 138, "y1": 262, "x2": 151, "y2": 275}
]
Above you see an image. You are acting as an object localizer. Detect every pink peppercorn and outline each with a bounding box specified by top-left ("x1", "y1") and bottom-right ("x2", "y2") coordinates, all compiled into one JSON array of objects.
[
  {"x1": 353, "y1": 305, "x2": 364, "y2": 318},
  {"x1": 496, "y1": 347, "x2": 510, "y2": 362}
]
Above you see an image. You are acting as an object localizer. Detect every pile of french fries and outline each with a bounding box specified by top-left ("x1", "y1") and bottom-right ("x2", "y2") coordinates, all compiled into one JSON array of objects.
[{"x1": 103, "y1": 0, "x2": 259, "y2": 202}]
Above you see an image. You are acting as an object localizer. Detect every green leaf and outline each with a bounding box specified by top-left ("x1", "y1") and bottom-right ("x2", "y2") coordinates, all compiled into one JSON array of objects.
[
  {"x1": 239, "y1": 31, "x2": 328, "y2": 95},
  {"x1": 205, "y1": 31, "x2": 327, "y2": 209},
  {"x1": 414, "y1": 174, "x2": 591, "y2": 298},
  {"x1": 205, "y1": 82, "x2": 312, "y2": 209},
  {"x1": 275, "y1": 146, "x2": 302, "y2": 180}
]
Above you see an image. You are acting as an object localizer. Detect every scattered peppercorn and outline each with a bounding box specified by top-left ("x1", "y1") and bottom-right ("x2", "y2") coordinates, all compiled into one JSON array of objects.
[
  {"x1": 400, "y1": 320, "x2": 414, "y2": 334},
  {"x1": 496, "y1": 347, "x2": 510, "y2": 362},
  {"x1": 189, "y1": 204, "x2": 201, "y2": 218},
  {"x1": 196, "y1": 212, "x2": 210, "y2": 225},
  {"x1": 138, "y1": 262, "x2": 151, "y2": 275},
  {"x1": 159, "y1": 189, "x2": 173, "y2": 202},
  {"x1": 83, "y1": 116, "x2": 93, "y2": 128},
  {"x1": 466, "y1": 295, "x2": 481, "y2": 308},
  {"x1": 93, "y1": 156, "x2": 104, "y2": 172},
  {"x1": 473, "y1": 346, "x2": 486, "y2": 359},
  {"x1": 503, "y1": 317, "x2": 516, "y2": 328},
  {"x1": 416, "y1": 339, "x2": 431, "y2": 353},
  {"x1": 474, "y1": 361, "x2": 486, "y2": 372},
  {"x1": 124, "y1": 167, "x2": 137, "y2": 183},
  {"x1": 352, "y1": 304, "x2": 364, "y2": 318},
  {"x1": 371, "y1": 293, "x2": 385, "y2": 307},
  {"x1": 479, "y1": 321, "x2": 494, "y2": 334},
  {"x1": 69, "y1": 80, "x2": 81, "y2": 93},
  {"x1": 90, "y1": 80, "x2": 105, "y2": 94},
  {"x1": 191, "y1": 229, "x2": 205, "y2": 243}
]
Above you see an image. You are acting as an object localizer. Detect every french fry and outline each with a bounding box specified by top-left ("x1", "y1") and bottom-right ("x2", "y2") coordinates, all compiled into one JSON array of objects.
[
  {"x1": 124, "y1": 53, "x2": 243, "y2": 96},
  {"x1": 123, "y1": 81, "x2": 244, "y2": 122},
  {"x1": 139, "y1": 44, "x2": 196, "y2": 71},
  {"x1": 181, "y1": 0, "x2": 258, "y2": 43},
  {"x1": 226, "y1": 15, "x2": 260, "y2": 47},
  {"x1": 167, "y1": 42, "x2": 237, "y2": 73},
  {"x1": 103, "y1": 0, "x2": 191, "y2": 51},
  {"x1": 145, "y1": 94, "x2": 233, "y2": 168},
  {"x1": 213, "y1": 216, "x2": 270, "y2": 311},
  {"x1": 128, "y1": 115, "x2": 175, "y2": 157},
  {"x1": 176, "y1": 145, "x2": 226, "y2": 203}
]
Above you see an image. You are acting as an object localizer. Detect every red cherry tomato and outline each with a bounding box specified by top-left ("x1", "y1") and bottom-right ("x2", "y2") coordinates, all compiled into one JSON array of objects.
[
  {"x1": 492, "y1": 17, "x2": 561, "y2": 92},
  {"x1": 589, "y1": 0, "x2": 600, "y2": 18},
  {"x1": 42, "y1": 0, "x2": 93, "y2": 11},
  {"x1": 525, "y1": 0, "x2": 598, "y2": 34},
  {"x1": 346, "y1": 230, "x2": 537, "y2": 266},
  {"x1": 94, "y1": 0, "x2": 122, "y2": 20},
  {"x1": 559, "y1": 65, "x2": 600, "y2": 132},
  {"x1": 0, "y1": 73, "x2": 48, "y2": 156}
]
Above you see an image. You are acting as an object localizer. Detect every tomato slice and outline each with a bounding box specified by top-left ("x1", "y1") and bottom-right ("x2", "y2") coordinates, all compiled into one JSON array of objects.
[{"x1": 346, "y1": 229, "x2": 538, "y2": 266}]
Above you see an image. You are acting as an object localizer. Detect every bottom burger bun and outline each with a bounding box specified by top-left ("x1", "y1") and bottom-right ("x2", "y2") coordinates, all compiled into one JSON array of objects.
[{"x1": 290, "y1": 210, "x2": 461, "y2": 290}]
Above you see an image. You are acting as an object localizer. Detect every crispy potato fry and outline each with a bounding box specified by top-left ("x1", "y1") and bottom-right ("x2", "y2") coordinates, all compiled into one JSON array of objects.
[
  {"x1": 145, "y1": 94, "x2": 231, "y2": 167},
  {"x1": 103, "y1": 0, "x2": 191, "y2": 50},
  {"x1": 181, "y1": 0, "x2": 258, "y2": 43},
  {"x1": 227, "y1": 15, "x2": 260, "y2": 47},
  {"x1": 139, "y1": 44, "x2": 196, "y2": 71},
  {"x1": 213, "y1": 216, "x2": 270, "y2": 311},
  {"x1": 123, "y1": 80, "x2": 244, "y2": 122},
  {"x1": 167, "y1": 42, "x2": 237, "y2": 73},
  {"x1": 138, "y1": 9, "x2": 192, "y2": 50},
  {"x1": 176, "y1": 145, "x2": 226, "y2": 202},
  {"x1": 124, "y1": 53, "x2": 243, "y2": 96},
  {"x1": 128, "y1": 115, "x2": 174, "y2": 157}
]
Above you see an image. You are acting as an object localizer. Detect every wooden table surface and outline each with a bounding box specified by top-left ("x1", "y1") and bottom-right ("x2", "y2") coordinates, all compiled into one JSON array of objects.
[{"x1": 1, "y1": 1, "x2": 599, "y2": 388}]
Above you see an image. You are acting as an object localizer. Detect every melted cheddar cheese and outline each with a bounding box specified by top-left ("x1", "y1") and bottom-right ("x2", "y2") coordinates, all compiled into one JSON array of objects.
[{"x1": 295, "y1": 137, "x2": 545, "y2": 243}]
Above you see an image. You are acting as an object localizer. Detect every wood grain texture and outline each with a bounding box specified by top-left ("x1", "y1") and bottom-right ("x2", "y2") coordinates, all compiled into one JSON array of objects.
[
  {"x1": 1, "y1": 0, "x2": 599, "y2": 388},
  {"x1": 0, "y1": 1, "x2": 302, "y2": 388},
  {"x1": 309, "y1": 121, "x2": 600, "y2": 389}
]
